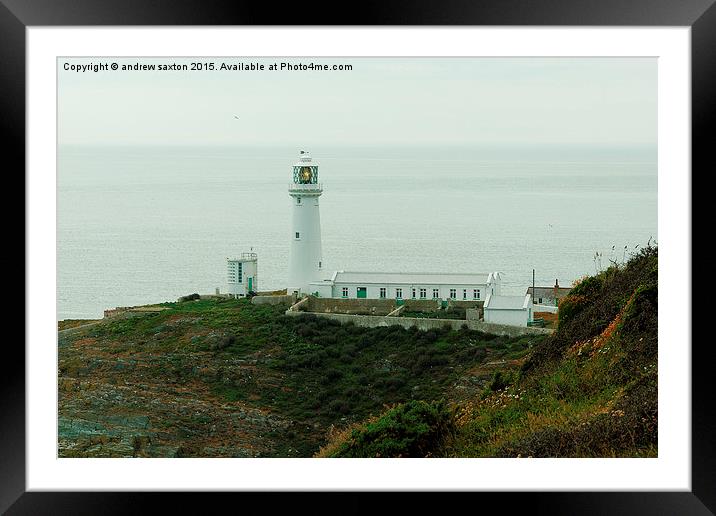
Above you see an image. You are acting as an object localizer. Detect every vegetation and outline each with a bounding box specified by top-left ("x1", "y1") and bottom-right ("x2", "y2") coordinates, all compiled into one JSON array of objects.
[
  {"x1": 59, "y1": 294, "x2": 539, "y2": 457},
  {"x1": 318, "y1": 400, "x2": 456, "y2": 458},
  {"x1": 216, "y1": 313, "x2": 535, "y2": 427},
  {"x1": 58, "y1": 319, "x2": 101, "y2": 331},
  {"x1": 400, "y1": 306, "x2": 466, "y2": 320},
  {"x1": 320, "y1": 246, "x2": 658, "y2": 458}
]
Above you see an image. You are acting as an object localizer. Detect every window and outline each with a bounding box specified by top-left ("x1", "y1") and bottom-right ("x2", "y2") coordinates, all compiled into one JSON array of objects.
[
  {"x1": 297, "y1": 197, "x2": 301, "y2": 204},
  {"x1": 433, "y1": 288, "x2": 440, "y2": 299},
  {"x1": 473, "y1": 289, "x2": 480, "y2": 300},
  {"x1": 463, "y1": 289, "x2": 467, "y2": 300},
  {"x1": 449, "y1": 288, "x2": 456, "y2": 299},
  {"x1": 341, "y1": 287, "x2": 349, "y2": 298},
  {"x1": 319, "y1": 261, "x2": 322, "y2": 269},
  {"x1": 411, "y1": 288, "x2": 416, "y2": 299},
  {"x1": 396, "y1": 288, "x2": 403, "y2": 299},
  {"x1": 295, "y1": 232, "x2": 300, "y2": 239},
  {"x1": 379, "y1": 287, "x2": 386, "y2": 299},
  {"x1": 419, "y1": 288, "x2": 427, "y2": 299},
  {"x1": 538, "y1": 297, "x2": 543, "y2": 304}
]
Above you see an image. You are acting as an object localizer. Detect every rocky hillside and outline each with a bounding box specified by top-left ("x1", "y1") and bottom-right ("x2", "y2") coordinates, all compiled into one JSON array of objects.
[
  {"x1": 58, "y1": 297, "x2": 544, "y2": 457},
  {"x1": 320, "y1": 246, "x2": 658, "y2": 457}
]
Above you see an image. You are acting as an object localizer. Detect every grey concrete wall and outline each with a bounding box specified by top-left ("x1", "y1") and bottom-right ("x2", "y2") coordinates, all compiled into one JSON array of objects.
[
  {"x1": 251, "y1": 294, "x2": 294, "y2": 306},
  {"x1": 284, "y1": 311, "x2": 553, "y2": 337},
  {"x1": 303, "y1": 297, "x2": 397, "y2": 315},
  {"x1": 534, "y1": 304, "x2": 559, "y2": 314}
]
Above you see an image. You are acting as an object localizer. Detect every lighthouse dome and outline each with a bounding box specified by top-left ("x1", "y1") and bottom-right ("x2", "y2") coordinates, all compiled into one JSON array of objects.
[{"x1": 294, "y1": 150, "x2": 318, "y2": 166}]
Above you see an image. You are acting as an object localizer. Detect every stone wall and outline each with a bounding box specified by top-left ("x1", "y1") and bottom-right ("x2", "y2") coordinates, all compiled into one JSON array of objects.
[
  {"x1": 301, "y1": 297, "x2": 397, "y2": 316},
  {"x1": 284, "y1": 311, "x2": 553, "y2": 337},
  {"x1": 534, "y1": 304, "x2": 559, "y2": 314}
]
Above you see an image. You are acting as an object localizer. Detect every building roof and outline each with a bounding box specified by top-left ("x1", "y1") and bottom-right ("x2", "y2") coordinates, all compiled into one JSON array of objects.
[
  {"x1": 227, "y1": 252, "x2": 257, "y2": 263},
  {"x1": 485, "y1": 294, "x2": 531, "y2": 310},
  {"x1": 331, "y1": 271, "x2": 495, "y2": 286},
  {"x1": 526, "y1": 286, "x2": 572, "y2": 298}
]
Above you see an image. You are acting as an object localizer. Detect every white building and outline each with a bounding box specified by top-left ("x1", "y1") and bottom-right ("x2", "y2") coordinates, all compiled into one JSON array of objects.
[
  {"x1": 526, "y1": 279, "x2": 571, "y2": 307},
  {"x1": 484, "y1": 294, "x2": 534, "y2": 327},
  {"x1": 284, "y1": 150, "x2": 503, "y2": 305},
  {"x1": 308, "y1": 271, "x2": 502, "y2": 301},
  {"x1": 227, "y1": 253, "x2": 258, "y2": 297},
  {"x1": 287, "y1": 151, "x2": 325, "y2": 295}
]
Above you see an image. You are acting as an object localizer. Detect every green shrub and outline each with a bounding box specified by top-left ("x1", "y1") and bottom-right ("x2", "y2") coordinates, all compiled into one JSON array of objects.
[
  {"x1": 569, "y1": 275, "x2": 603, "y2": 298},
  {"x1": 557, "y1": 294, "x2": 589, "y2": 328},
  {"x1": 327, "y1": 399, "x2": 351, "y2": 415},
  {"x1": 489, "y1": 370, "x2": 517, "y2": 392},
  {"x1": 328, "y1": 400, "x2": 456, "y2": 457}
]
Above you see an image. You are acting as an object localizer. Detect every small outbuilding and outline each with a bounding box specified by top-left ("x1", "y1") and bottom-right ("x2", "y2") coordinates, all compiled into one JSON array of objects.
[
  {"x1": 526, "y1": 279, "x2": 571, "y2": 307},
  {"x1": 227, "y1": 252, "x2": 258, "y2": 298},
  {"x1": 484, "y1": 294, "x2": 534, "y2": 327}
]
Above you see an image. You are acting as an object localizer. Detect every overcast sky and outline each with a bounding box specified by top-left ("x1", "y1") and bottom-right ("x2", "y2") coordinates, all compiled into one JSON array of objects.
[{"x1": 58, "y1": 57, "x2": 656, "y2": 147}]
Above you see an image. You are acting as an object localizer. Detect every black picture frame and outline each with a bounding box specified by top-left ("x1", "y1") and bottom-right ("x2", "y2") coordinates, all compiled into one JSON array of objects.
[{"x1": 6, "y1": 0, "x2": 710, "y2": 513}]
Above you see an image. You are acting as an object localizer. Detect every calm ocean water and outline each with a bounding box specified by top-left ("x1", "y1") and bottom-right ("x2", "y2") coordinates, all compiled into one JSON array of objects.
[{"x1": 57, "y1": 144, "x2": 657, "y2": 320}]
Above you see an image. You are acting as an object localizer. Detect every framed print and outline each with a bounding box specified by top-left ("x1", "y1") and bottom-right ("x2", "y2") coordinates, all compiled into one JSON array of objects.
[{"x1": 7, "y1": 0, "x2": 712, "y2": 513}]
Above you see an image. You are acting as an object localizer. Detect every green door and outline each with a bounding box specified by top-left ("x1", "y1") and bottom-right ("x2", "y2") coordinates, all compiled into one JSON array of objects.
[
  {"x1": 357, "y1": 287, "x2": 367, "y2": 298},
  {"x1": 248, "y1": 277, "x2": 253, "y2": 292}
]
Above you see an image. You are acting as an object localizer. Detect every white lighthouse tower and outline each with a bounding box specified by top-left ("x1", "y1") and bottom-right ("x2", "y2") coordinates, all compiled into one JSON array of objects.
[{"x1": 287, "y1": 150, "x2": 324, "y2": 295}]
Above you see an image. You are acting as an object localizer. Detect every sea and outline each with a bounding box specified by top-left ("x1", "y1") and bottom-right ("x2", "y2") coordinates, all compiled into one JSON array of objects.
[{"x1": 57, "y1": 144, "x2": 657, "y2": 320}]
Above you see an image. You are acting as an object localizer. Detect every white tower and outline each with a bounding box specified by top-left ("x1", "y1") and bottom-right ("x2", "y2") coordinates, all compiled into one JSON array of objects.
[{"x1": 287, "y1": 150, "x2": 323, "y2": 295}]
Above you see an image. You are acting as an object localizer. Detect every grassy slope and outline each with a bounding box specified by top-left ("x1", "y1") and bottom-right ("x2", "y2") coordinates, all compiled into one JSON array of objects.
[
  {"x1": 58, "y1": 319, "x2": 102, "y2": 331},
  {"x1": 58, "y1": 298, "x2": 543, "y2": 457},
  {"x1": 323, "y1": 247, "x2": 658, "y2": 458}
]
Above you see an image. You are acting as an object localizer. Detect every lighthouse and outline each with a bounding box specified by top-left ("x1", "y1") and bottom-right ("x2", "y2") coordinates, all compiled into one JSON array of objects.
[{"x1": 287, "y1": 150, "x2": 324, "y2": 295}]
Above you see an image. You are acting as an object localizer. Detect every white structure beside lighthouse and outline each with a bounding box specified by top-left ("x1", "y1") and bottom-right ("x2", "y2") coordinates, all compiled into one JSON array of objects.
[
  {"x1": 227, "y1": 252, "x2": 258, "y2": 298},
  {"x1": 287, "y1": 151, "x2": 325, "y2": 295}
]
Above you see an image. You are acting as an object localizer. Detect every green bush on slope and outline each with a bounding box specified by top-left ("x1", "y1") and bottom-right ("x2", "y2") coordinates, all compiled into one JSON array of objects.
[{"x1": 321, "y1": 400, "x2": 456, "y2": 458}]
